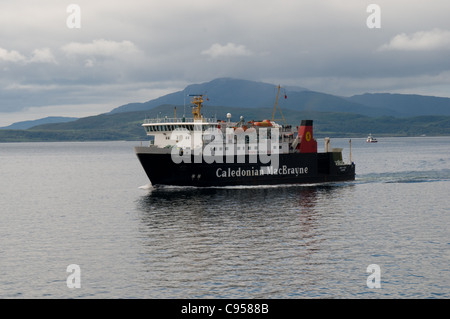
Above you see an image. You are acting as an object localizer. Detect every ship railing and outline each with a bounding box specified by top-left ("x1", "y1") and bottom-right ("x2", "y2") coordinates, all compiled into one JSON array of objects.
[{"x1": 143, "y1": 117, "x2": 217, "y2": 124}]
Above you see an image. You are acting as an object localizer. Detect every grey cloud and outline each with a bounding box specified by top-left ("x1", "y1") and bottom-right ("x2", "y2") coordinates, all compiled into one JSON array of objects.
[
  {"x1": 1, "y1": 0, "x2": 450, "y2": 125},
  {"x1": 378, "y1": 28, "x2": 450, "y2": 51}
]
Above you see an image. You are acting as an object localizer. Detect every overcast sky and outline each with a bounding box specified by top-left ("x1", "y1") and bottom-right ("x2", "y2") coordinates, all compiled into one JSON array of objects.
[{"x1": 1, "y1": 0, "x2": 450, "y2": 126}]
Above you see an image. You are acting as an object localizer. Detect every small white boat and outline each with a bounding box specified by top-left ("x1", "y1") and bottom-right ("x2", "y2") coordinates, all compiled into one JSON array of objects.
[{"x1": 366, "y1": 134, "x2": 378, "y2": 143}]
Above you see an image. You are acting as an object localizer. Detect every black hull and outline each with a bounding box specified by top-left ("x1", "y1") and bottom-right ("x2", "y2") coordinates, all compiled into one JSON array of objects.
[{"x1": 135, "y1": 147, "x2": 355, "y2": 187}]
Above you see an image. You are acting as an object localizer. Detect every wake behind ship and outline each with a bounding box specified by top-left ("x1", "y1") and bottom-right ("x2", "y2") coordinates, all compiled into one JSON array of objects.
[{"x1": 135, "y1": 91, "x2": 355, "y2": 187}]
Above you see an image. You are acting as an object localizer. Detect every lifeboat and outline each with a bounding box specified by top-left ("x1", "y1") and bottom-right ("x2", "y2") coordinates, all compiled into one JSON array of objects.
[{"x1": 254, "y1": 119, "x2": 273, "y2": 127}]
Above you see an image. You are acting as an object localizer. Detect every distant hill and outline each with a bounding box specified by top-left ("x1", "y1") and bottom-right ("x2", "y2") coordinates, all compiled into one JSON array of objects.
[
  {"x1": 108, "y1": 77, "x2": 450, "y2": 117},
  {"x1": 109, "y1": 78, "x2": 306, "y2": 114},
  {"x1": 1, "y1": 77, "x2": 449, "y2": 142},
  {"x1": 0, "y1": 104, "x2": 448, "y2": 142},
  {"x1": 0, "y1": 116, "x2": 78, "y2": 130},
  {"x1": 346, "y1": 93, "x2": 450, "y2": 117},
  {"x1": 109, "y1": 78, "x2": 390, "y2": 117}
]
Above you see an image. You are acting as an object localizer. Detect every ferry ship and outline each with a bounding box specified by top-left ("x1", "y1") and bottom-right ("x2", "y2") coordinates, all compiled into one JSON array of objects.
[{"x1": 134, "y1": 89, "x2": 355, "y2": 187}]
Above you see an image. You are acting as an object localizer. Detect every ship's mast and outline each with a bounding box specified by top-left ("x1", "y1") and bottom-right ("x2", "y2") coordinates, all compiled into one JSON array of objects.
[
  {"x1": 271, "y1": 85, "x2": 287, "y2": 126},
  {"x1": 190, "y1": 95, "x2": 205, "y2": 120}
]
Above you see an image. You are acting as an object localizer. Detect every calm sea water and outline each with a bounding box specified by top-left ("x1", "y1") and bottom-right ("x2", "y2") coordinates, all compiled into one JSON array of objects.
[{"x1": 0, "y1": 137, "x2": 449, "y2": 299}]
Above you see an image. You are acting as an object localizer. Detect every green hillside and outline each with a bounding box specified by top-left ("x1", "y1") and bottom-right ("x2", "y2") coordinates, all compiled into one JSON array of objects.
[
  {"x1": 0, "y1": 104, "x2": 448, "y2": 142},
  {"x1": 109, "y1": 78, "x2": 388, "y2": 116},
  {"x1": 2, "y1": 78, "x2": 450, "y2": 142},
  {"x1": 109, "y1": 78, "x2": 450, "y2": 117}
]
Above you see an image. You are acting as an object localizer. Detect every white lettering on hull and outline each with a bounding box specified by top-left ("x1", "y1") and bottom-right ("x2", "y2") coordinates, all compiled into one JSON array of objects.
[{"x1": 216, "y1": 165, "x2": 309, "y2": 178}]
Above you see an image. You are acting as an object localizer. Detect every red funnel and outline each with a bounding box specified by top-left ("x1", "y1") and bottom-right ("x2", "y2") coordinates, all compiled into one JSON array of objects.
[{"x1": 297, "y1": 120, "x2": 317, "y2": 153}]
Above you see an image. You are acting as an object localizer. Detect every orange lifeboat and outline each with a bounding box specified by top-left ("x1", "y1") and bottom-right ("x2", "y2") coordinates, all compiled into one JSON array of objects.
[{"x1": 254, "y1": 119, "x2": 272, "y2": 127}]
